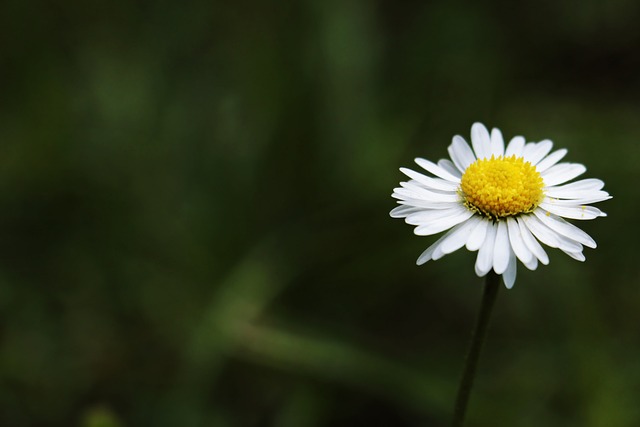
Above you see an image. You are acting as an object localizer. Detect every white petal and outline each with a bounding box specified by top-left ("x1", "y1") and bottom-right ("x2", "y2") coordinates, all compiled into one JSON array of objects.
[
  {"x1": 541, "y1": 163, "x2": 587, "y2": 186},
  {"x1": 524, "y1": 140, "x2": 553, "y2": 165},
  {"x1": 520, "y1": 215, "x2": 560, "y2": 248},
  {"x1": 396, "y1": 198, "x2": 461, "y2": 210},
  {"x1": 415, "y1": 158, "x2": 461, "y2": 182},
  {"x1": 506, "y1": 217, "x2": 533, "y2": 264},
  {"x1": 414, "y1": 209, "x2": 474, "y2": 236},
  {"x1": 522, "y1": 253, "x2": 538, "y2": 271},
  {"x1": 503, "y1": 249, "x2": 517, "y2": 289},
  {"x1": 471, "y1": 122, "x2": 491, "y2": 160},
  {"x1": 448, "y1": 136, "x2": 476, "y2": 172},
  {"x1": 505, "y1": 136, "x2": 525, "y2": 157},
  {"x1": 522, "y1": 214, "x2": 583, "y2": 253},
  {"x1": 490, "y1": 128, "x2": 505, "y2": 157},
  {"x1": 538, "y1": 202, "x2": 605, "y2": 220},
  {"x1": 416, "y1": 222, "x2": 471, "y2": 265},
  {"x1": 517, "y1": 217, "x2": 549, "y2": 265},
  {"x1": 399, "y1": 168, "x2": 460, "y2": 191},
  {"x1": 546, "y1": 178, "x2": 604, "y2": 193},
  {"x1": 535, "y1": 149, "x2": 568, "y2": 172},
  {"x1": 521, "y1": 142, "x2": 537, "y2": 160},
  {"x1": 405, "y1": 205, "x2": 469, "y2": 226},
  {"x1": 392, "y1": 185, "x2": 454, "y2": 201},
  {"x1": 544, "y1": 187, "x2": 610, "y2": 200},
  {"x1": 493, "y1": 220, "x2": 511, "y2": 274},
  {"x1": 475, "y1": 223, "x2": 497, "y2": 276},
  {"x1": 560, "y1": 239, "x2": 583, "y2": 255},
  {"x1": 431, "y1": 245, "x2": 446, "y2": 261},
  {"x1": 438, "y1": 159, "x2": 463, "y2": 178},
  {"x1": 562, "y1": 250, "x2": 586, "y2": 262},
  {"x1": 390, "y1": 205, "x2": 420, "y2": 218},
  {"x1": 392, "y1": 189, "x2": 453, "y2": 204},
  {"x1": 397, "y1": 183, "x2": 460, "y2": 202},
  {"x1": 542, "y1": 194, "x2": 611, "y2": 206},
  {"x1": 416, "y1": 233, "x2": 450, "y2": 265},
  {"x1": 533, "y1": 209, "x2": 596, "y2": 248},
  {"x1": 435, "y1": 217, "x2": 483, "y2": 258},
  {"x1": 466, "y1": 218, "x2": 489, "y2": 251}
]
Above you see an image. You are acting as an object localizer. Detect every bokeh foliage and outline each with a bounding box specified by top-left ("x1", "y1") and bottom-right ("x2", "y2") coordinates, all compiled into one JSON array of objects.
[{"x1": 0, "y1": 0, "x2": 639, "y2": 426}]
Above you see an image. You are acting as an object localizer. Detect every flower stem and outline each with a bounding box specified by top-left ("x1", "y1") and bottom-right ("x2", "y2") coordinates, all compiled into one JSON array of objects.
[{"x1": 451, "y1": 271, "x2": 501, "y2": 427}]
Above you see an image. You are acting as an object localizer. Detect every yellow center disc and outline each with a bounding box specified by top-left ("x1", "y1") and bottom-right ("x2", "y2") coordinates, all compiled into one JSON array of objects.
[{"x1": 460, "y1": 155, "x2": 544, "y2": 220}]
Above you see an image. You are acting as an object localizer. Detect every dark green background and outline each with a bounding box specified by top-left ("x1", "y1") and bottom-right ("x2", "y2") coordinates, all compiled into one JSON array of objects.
[{"x1": 0, "y1": 1, "x2": 636, "y2": 426}]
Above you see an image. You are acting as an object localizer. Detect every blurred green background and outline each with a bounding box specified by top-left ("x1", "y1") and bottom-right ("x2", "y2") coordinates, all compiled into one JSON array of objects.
[{"x1": 0, "y1": 0, "x2": 637, "y2": 426}]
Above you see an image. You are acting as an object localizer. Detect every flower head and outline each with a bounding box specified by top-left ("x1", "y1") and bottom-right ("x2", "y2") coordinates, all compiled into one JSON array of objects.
[{"x1": 391, "y1": 123, "x2": 611, "y2": 288}]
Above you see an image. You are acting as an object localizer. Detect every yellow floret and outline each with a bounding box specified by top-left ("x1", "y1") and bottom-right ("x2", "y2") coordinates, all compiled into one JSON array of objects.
[{"x1": 460, "y1": 155, "x2": 544, "y2": 220}]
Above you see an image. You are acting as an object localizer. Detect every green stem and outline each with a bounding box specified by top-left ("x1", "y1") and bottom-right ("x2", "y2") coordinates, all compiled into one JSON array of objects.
[{"x1": 451, "y1": 271, "x2": 501, "y2": 427}]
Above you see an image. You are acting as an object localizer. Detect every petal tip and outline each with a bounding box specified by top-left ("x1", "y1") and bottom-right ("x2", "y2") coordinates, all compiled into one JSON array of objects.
[{"x1": 503, "y1": 278, "x2": 515, "y2": 289}]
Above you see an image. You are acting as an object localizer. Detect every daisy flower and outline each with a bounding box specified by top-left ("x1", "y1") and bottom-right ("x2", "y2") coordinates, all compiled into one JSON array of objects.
[{"x1": 391, "y1": 122, "x2": 611, "y2": 288}]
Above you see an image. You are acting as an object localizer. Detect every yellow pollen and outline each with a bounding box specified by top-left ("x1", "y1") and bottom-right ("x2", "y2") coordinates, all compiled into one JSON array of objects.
[{"x1": 460, "y1": 155, "x2": 544, "y2": 220}]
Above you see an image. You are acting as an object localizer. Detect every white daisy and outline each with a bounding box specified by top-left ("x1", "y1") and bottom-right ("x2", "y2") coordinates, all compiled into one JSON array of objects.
[{"x1": 391, "y1": 122, "x2": 611, "y2": 288}]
